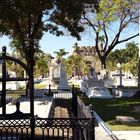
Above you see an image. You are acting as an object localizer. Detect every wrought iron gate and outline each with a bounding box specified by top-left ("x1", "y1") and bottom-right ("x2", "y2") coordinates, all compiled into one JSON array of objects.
[{"x1": 0, "y1": 47, "x2": 95, "y2": 140}]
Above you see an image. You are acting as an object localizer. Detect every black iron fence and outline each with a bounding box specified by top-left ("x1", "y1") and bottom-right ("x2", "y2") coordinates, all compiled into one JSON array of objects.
[
  {"x1": 0, "y1": 90, "x2": 26, "y2": 107},
  {"x1": 0, "y1": 101, "x2": 94, "y2": 140},
  {"x1": 0, "y1": 88, "x2": 95, "y2": 140},
  {"x1": 0, "y1": 83, "x2": 95, "y2": 140},
  {"x1": 0, "y1": 116, "x2": 93, "y2": 140},
  {"x1": 35, "y1": 117, "x2": 93, "y2": 140},
  {"x1": 47, "y1": 84, "x2": 78, "y2": 117},
  {"x1": 0, "y1": 46, "x2": 95, "y2": 140},
  {"x1": 0, "y1": 115, "x2": 31, "y2": 140}
]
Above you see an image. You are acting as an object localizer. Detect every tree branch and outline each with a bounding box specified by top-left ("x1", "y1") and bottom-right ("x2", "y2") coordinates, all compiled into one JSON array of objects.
[
  {"x1": 109, "y1": 15, "x2": 126, "y2": 48},
  {"x1": 82, "y1": 15, "x2": 98, "y2": 32},
  {"x1": 118, "y1": 33, "x2": 139, "y2": 44},
  {"x1": 103, "y1": 24, "x2": 108, "y2": 51},
  {"x1": 95, "y1": 32, "x2": 102, "y2": 59},
  {"x1": 14, "y1": 20, "x2": 25, "y2": 47},
  {"x1": 31, "y1": 11, "x2": 43, "y2": 38},
  {"x1": 28, "y1": 13, "x2": 31, "y2": 38}
]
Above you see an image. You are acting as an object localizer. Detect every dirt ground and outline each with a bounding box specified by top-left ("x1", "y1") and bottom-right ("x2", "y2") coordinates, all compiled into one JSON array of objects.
[{"x1": 53, "y1": 99, "x2": 73, "y2": 118}]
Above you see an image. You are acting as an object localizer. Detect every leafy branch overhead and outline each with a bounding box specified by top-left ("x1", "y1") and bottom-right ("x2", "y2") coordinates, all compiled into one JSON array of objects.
[
  {"x1": 82, "y1": 0, "x2": 139, "y2": 68},
  {"x1": 0, "y1": 0, "x2": 99, "y2": 62},
  {"x1": 0, "y1": 0, "x2": 138, "y2": 70}
]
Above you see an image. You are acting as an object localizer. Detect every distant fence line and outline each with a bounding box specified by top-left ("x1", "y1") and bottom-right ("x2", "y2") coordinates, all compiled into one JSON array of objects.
[{"x1": 0, "y1": 90, "x2": 26, "y2": 107}]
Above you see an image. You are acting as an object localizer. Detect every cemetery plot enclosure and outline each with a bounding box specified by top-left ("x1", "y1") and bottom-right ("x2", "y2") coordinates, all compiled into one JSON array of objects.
[{"x1": 0, "y1": 47, "x2": 95, "y2": 140}]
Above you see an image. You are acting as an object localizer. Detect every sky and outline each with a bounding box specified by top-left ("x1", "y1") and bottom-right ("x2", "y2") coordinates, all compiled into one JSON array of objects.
[
  {"x1": 39, "y1": 32, "x2": 95, "y2": 57},
  {"x1": 0, "y1": 32, "x2": 96, "y2": 58},
  {"x1": 0, "y1": 1, "x2": 139, "y2": 58},
  {"x1": 0, "y1": 28, "x2": 139, "y2": 58}
]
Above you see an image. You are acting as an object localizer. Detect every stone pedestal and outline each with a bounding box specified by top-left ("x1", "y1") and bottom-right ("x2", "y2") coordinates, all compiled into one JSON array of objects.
[
  {"x1": 48, "y1": 59, "x2": 60, "y2": 87},
  {"x1": 48, "y1": 59, "x2": 69, "y2": 90}
]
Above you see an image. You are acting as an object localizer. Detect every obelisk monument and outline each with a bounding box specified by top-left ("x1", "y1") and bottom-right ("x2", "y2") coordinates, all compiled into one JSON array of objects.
[{"x1": 58, "y1": 61, "x2": 69, "y2": 90}]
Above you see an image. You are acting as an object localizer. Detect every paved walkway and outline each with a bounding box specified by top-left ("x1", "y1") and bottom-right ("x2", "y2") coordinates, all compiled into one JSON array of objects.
[
  {"x1": 113, "y1": 131, "x2": 140, "y2": 140},
  {"x1": 0, "y1": 95, "x2": 53, "y2": 118}
]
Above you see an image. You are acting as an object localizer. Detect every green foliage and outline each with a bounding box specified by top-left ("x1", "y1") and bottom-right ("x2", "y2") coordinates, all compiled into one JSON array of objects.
[
  {"x1": 124, "y1": 41, "x2": 139, "y2": 61},
  {"x1": 107, "y1": 41, "x2": 138, "y2": 75},
  {"x1": 66, "y1": 55, "x2": 85, "y2": 77},
  {"x1": 9, "y1": 63, "x2": 25, "y2": 77},
  {"x1": 54, "y1": 48, "x2": 68, "y2": 60},
  {"x1": 65, "y1": 53, "x2": 95, "y2": 77},
  {"x1": 80, "y1": 94, "x2": 140, "y2": 130},
  {"x1": 34, "y1": 52, "x2": 52, "y2": 78},
  {"x1": 82, "y1": 0, "x2": 139, "y2": 68},
  {"x1": 0, "y1": 0, "x2": 97, "y2": 65}
]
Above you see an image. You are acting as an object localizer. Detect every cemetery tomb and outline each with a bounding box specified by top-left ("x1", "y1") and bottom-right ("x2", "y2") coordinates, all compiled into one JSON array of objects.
[{"x1": 86, "y1": 87, "x2": 113, "y2": 99}]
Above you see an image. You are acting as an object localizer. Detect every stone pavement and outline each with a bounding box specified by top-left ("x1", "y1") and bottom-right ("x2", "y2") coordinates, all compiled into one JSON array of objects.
[
  {"x1": 0, "y1": 95, "x2": 53, "y2": 118},
  {"x1": 95, "y1": 126, "x2": 117, "y2": 140},
  {"x1": 113, "y1": 131, "x2": 140, "y2": 140}
]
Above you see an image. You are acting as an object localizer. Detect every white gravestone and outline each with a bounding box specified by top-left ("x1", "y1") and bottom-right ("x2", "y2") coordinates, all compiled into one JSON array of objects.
[{"x1": 58, "y1": 61, "x2": 69, "y2": 90}]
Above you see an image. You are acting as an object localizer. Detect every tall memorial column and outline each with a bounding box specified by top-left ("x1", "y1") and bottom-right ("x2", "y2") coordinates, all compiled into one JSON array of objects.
[{"x1": 58, "y1": 61, "x2": 69, "y2": 90}]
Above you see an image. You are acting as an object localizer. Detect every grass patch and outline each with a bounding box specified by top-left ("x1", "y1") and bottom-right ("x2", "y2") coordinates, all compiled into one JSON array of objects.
[
  {"x1": 34, "y1": 84, "x2": 47, "y2": 89},
  {"x1": 80, "y1": 95, "x2": 140, "y2": 130}
]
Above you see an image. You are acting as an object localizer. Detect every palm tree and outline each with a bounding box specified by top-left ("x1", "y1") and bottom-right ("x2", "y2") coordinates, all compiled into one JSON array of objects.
[
  {"x1": 36, "y1": 59, "x2": 47, "y2": 78},
  {"x1": 65, "y1": 55, "x2": 88, "y2": 78},
  {"x1": 54, "y1": 48, "x2": 68, "y2": 62},
  {"x1": 35, "y1": 53, "x2": 53, "y2": 78},
  {"x1": 65, "y1": 55, "x2": 76, "y2": 77}
]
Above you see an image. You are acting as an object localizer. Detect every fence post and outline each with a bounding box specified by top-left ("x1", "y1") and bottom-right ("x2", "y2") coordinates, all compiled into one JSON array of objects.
[
  {"x1": 2, "y1": 46, "x2": 6, "y2": 115},
  {"x1": 48, "y1": 84, "x2": 51, "y2": 95},
  {"x1": 89, "y1": 104, "x2": 95, "y2": 140},
  {"x1": 72, "y1": 85, "x2": 78, "y2": 117},
  {"x1": 72, "y1": 85, "x2": 74, "y2": 114},
  {"x1": 75, "y1": 86, "x2": 78, "y2": 117},
  {"x1": 30, "y1": 116, "x2": 35, "y2": 139}
]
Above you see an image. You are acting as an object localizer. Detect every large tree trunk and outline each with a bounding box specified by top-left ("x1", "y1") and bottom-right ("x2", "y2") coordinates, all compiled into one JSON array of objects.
[
  {"x1": 26, "y1": 42, "x2": 35, "y2": 116},
  {"x1": 138, "y1": 59, "x2": 140, "y2": 87},
  {"x1": 26, "y1": 51, "x2": 35, "y2": 139},
  {"x1": 135, "y1": 58, "x2": 140, "y2": 96},
  {"x1": 99, "y1": 56, "x2": 106, "y2": 69},
  {"x1": 27, "y1": 56, "x2": 34, "y2": 117}
]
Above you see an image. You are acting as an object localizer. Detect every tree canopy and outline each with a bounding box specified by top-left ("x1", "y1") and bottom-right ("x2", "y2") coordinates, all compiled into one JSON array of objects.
[
  {"x1": 0, "y1": 0, "x2": 86, "y2": 61},
  {"x1": 0, "y1": 0, "x2": 99, "y2": 99},
  {"x1": 107, "y1": 41, "x2": 138, "y2": 75},
  {"x1": 81, "y1": 0, "x2": 139, "y2": 68},
  {"x1": 54, "y1": 48, "x2": 68, "y2": 61}
]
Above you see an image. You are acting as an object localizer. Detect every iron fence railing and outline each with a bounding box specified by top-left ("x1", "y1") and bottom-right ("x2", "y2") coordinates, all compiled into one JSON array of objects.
[
  {"x1": 0, "y1": 46, "x2": 95, "y2": 140},
  {"x1": 0, "y1": 116, "x2": 93, "y2": 140},
  {"x1": 35, "y1": 117, "x2": 92, "y2": 140}
]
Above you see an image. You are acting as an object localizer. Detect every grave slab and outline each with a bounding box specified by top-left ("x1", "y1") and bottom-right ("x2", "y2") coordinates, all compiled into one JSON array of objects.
[{"x1": 116, "y1": 116, "x2": 138, "y2": 124}]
